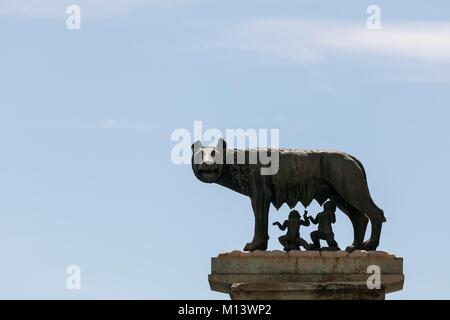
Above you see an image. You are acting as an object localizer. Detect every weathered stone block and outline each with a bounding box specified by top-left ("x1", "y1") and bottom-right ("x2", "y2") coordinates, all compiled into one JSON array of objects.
[
  {"x1": 211, "y1": 251, "x2": 402, "y2": 274},
  {"x1": 288, "y1": 250, "x2": 320, "y2": 258},
  {"x1": 230, "y1": 282, "x2": 386, "y2": 300},
  {"x1": 209, "y1": 250, "x2": 404, "y2": 300},
  {"x1": 320, "y1": 251, "x2": 349, "y2": 258}
]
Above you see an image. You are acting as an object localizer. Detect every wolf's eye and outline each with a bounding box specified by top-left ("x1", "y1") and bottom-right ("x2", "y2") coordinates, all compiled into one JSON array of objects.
[{"x1": 211, "y1": 150, "x2": 216, "y2": 157}]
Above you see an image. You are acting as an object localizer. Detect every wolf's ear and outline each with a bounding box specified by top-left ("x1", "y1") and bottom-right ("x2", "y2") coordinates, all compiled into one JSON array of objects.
[
  {"x1": 217, "y1": 138, "x2": 227, "y2": 152},
  {"x1": 191, "y1": 140, "x2": 202, "y2": 152}
]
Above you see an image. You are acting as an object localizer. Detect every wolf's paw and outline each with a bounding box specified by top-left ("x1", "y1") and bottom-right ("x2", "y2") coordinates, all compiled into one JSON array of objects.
[
  {"x1": 362, "y1": 239, "x2": 379, "y2": 251},
  {"x1": 243, "y1": 241, "x2": 268, "y2": 252},
  {"x1": 345, "y1": 244, "x2": 364, "y2": 253}
]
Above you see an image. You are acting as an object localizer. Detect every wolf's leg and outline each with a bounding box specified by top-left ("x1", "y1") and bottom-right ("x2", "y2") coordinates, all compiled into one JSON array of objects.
[
  {"x1": 243, "y1": 194, "x2": 270, "y2": 251},
  {"x1": 342, "y1": 188, "x2": 383, "y2": 251},
  {"x1": 360, "y1": 203, "x2": 384, "y2": 251},
  {"x1": 332, "y1": 196, "x2": 368, "y2": 252},
  {"x1": 333, "y1": 159, "x2": 384, "y2": 251}
]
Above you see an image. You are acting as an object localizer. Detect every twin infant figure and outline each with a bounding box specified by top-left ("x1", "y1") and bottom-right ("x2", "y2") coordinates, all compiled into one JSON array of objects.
[{"x1": 273, "y1": 200, "x2": 339, "y2": 252}]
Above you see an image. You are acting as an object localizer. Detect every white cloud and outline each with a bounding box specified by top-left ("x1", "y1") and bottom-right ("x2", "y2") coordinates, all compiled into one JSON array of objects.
[
  {"x1": 217, "y1": 18, "x2": 450, "y2": 64},
  {"x1": 0, "y1": 0, "x2": 190, "y2": 18}
]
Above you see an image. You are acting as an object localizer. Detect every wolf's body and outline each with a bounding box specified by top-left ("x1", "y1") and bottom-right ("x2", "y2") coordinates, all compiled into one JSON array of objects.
[{"x1": 192, "y1": 141, "x2": 385, "y2": 252}]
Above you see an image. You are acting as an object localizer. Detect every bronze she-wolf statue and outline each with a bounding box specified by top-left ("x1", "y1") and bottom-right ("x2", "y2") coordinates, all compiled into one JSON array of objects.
[{"x1": 191, "y1": 139, "x2": 386, "y2": 252}]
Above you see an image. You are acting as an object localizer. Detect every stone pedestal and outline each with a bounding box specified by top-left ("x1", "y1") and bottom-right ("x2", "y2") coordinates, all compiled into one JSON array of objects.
[{"x1": 209, "y1": 250, "x2": 404, "y2": 300}]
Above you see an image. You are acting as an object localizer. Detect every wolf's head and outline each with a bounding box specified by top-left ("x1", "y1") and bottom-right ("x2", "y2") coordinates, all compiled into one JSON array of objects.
[{"x1": 191, "y1": 138, "x2": 227, "y2": 183}]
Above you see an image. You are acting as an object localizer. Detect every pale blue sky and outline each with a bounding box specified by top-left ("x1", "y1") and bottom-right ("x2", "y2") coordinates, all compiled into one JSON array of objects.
[{"x1": 0, "y1": 0, "x2": 450, "y2": 299}]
